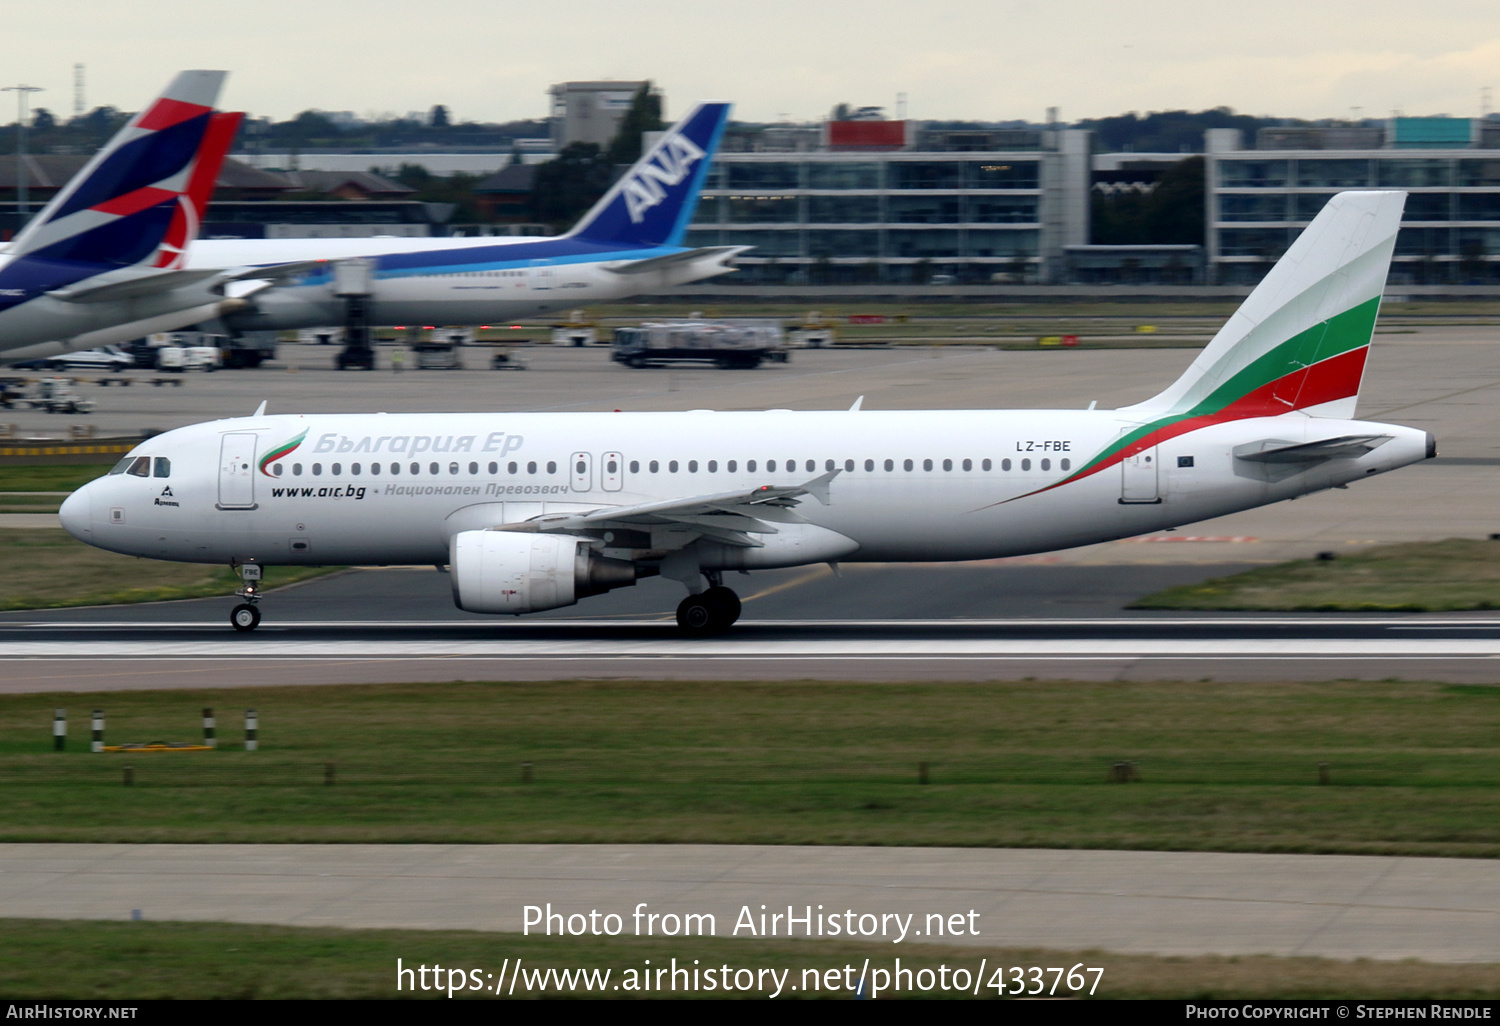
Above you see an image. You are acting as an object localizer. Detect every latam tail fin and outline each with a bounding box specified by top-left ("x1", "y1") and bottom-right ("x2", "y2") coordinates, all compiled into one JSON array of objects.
[
  {"x1": 7, "y1": 71, "x2": 231, "y2": 270},
  {"x1": 567, "y1": 102, "x2": 731, "y2": 249},
  {"x1": 1125, "y1": 190, "x2": 1405, "y2": 422}
]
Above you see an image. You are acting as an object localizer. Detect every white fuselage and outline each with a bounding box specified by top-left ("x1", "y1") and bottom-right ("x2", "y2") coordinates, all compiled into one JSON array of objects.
[
  {"x1": 60, "y1": 408, "x2": 1433, "y2": 573},
  {"x1": 186, "y1": 237, "x2": 732, "y2": 331}
]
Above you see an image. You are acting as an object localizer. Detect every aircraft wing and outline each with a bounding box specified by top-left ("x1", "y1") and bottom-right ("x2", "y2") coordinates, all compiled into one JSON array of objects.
[
  {"x1": 45, "y1": 268, "x2": 227, "y2": 303},
  {"x1": 46, "y1": 258, "x2": 330, "y2": 304},
  {"x1": 219, "y1": 259, "x2": 331, "y2": 283},
  {"x1": 507, "y1": 469, "x2": 841, "y2": 548},
  {"x1": 605, "y1": 246, "x2": 748, "y2": 275},
  {"x1": 1234, "y1": 434, "x2": 1393, "y2": 463}
]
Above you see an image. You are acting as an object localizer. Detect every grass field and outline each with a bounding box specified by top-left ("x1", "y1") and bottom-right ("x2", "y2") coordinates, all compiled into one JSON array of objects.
[
  {"x1": 0, "y1": 529, "x2": 340, "y2": 611},
  {"x1": 4, "y1": 679, "x2": 1499, "y2": 855},
  {"x1": 0, "y1": 463, "x2": 113, "y2": 493},
  {"x1": 1133, "y1": 539, "x2": 1500, "y2": 612},
  {"x1": 1, "y1": 918, "x2": 1495, "y2": 999}
]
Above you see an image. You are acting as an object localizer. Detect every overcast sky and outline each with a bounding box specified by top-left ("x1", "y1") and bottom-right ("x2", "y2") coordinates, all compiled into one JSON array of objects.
[{"x1": 6, "y1": 0, "x2": 1500, "y2": 126}]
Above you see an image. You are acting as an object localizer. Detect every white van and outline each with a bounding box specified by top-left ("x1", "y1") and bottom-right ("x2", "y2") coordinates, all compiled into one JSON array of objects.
[{"x1": 156, "y1": 346, "x2": 221, "y2": 372}]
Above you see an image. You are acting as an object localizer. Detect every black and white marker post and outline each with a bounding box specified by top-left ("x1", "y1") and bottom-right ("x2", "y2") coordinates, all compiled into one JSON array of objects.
[
  {"x1": 245, "y1": 709, "x2": 257, "y2": 752},
  {"x1": 92, "y1": 709, "x2": 104, "y2": 753},
  {"x1": 203, "y1": 708, "x2": 216, "y2": 749},
  {"x1": 53, "y1": 708, "x2": 65, "y2": 751}
]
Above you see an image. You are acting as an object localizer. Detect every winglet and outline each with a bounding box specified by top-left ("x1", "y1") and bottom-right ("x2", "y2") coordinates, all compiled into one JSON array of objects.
[
  {"x1": 849, "y1": 396, "x2": 864, "y2": 411},
  {"x1": 252, "y1": 400, "x2": 267, "y2": 417},
  {"x1": 799, "y1": 468, "x2": 841, "y2": 506}
]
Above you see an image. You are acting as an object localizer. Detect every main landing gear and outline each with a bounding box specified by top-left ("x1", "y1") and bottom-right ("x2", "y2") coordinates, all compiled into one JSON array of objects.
[
  {"x1": 230, "y1": 563, "x2": 263, "y2": 633},
  {"x1": 675, "y1": 584, "x2": 741, "y2": 635}
]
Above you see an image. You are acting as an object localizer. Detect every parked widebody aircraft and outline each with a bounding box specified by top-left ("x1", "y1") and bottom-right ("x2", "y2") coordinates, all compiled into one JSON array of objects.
[
  {"x1": 60, "y1": 191, "x2": 1431, "y2": 633},
  {"x1": 184, "y1": 102, "x2": 739, "y2": 333},
  {"x1": 0, "y1": 71, "x2": 244, "y2": 363}
]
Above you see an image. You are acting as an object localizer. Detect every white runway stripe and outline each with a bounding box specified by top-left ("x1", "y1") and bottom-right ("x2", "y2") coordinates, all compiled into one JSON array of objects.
[{"x1": 5, "y1": 638, "x2": 1500, "y2": 659}]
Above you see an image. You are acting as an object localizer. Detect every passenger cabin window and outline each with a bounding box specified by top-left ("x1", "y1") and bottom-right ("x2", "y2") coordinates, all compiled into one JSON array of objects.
[
  {"x1": 126, "y1": 457, "x2": 151, "y2": 478},
  {"x1": 153, "y1": 457, "x2": 171, "y2": 478}
]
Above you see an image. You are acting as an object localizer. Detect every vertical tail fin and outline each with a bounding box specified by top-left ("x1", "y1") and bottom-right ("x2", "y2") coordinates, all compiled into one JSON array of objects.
[
  {"x1": 1126, "y1": 190, "x2": 1406, "y2": 421},
  {"x1": 567, "y1": 102, "x2": 730, "y2": 249},
  {"x1": 7, "y1": 70, "x2": 230, "y2": 269}
]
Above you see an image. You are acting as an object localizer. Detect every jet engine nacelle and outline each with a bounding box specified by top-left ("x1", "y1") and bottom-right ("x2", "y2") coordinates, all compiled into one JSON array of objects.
[{"x1": 450, "y1": 530, "x2": 636, "y2": 614}]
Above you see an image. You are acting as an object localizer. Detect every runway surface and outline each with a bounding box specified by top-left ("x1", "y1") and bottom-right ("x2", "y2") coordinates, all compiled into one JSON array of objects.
[
  {"x1": 3, "y1": 843, "x2": 1497, "y2": 963},
  {"x1": 6, "y1": 564, "x2": 1500, "y2": 686}
]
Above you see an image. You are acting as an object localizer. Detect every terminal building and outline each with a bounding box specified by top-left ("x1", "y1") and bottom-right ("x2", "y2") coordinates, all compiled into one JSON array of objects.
[
  {"x1": 1205, "y1": 117, "x2": 1500, "y2": 285},
  {"x1": 684, "y1": 119, "x2": 1090, "y2": 284}
]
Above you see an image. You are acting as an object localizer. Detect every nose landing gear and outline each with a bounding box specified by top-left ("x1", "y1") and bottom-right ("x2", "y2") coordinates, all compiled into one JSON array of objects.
[{"x1": 230, "y1": 563, "x2": 263, "y2": 633}]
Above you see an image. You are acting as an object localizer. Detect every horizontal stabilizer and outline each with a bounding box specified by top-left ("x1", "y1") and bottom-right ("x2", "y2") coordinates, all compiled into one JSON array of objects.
[
  {"x1": 605, "y1": 246, "x2": 745, "y2": 275},
  {"x1": 1234, "y1": 434, "x2": 1393, "y2": 463}
]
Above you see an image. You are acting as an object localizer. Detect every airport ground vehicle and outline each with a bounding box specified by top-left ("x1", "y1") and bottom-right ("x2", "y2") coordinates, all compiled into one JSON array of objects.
[
  {"x1": 10, "y1": 378, "x2": 95, "y2": 414},
  {"x1": 612, "y1": 320, "x2": 785, "y2": 369},
  {"x1": 35, "y1": 346, "x2": 136, "y2": 373},
  {"x1": 59, "y1": 193, "x2": 1430, "y2": 635}
]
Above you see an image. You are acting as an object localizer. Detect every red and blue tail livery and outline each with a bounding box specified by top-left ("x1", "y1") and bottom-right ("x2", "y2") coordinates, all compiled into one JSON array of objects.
[{"x1": 0, "y1": 71, "x2": 245, "y2": 361}]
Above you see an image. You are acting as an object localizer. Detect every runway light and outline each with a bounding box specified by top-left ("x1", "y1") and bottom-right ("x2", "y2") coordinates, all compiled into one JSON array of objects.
[{"x1": 510, "y1": 325, "x2": 522, "y2": 330}]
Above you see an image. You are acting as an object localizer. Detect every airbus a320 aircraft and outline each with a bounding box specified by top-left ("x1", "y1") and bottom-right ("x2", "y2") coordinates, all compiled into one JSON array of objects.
[
  {"x1": 59, "y1": 191, "x2": 1431, "y2": 633},
  {"x1": 0, "y1": 71, "x2": 244, "y2": 362},
  {"x1": 184, "y1": 102, "x2": 739, "y2": 333}
]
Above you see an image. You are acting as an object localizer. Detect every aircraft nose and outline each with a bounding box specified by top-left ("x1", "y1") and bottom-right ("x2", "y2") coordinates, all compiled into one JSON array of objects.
[{"x1": 58, "y1": 487, "x2": 92, "y2": 541}]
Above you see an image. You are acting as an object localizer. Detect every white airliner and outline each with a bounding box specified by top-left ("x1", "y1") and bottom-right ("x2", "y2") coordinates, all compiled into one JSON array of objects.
[
  {"x1": 59, "y1": 191, "x2": 1432, "y2": 633},
  {"x1": 183, "y1": 102, "x2": 740, "y2": 334}
]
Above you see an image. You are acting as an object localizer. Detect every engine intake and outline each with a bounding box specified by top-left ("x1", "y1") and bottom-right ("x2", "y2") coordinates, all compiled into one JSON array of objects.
[{"x1": 450, "y1": 530, "x2": 637, "y2": 614}]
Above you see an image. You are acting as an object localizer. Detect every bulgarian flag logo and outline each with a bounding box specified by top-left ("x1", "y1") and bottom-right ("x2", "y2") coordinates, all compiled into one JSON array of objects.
[{"x1": 258, "y1": 430, "x2": 306, "y2": 476}]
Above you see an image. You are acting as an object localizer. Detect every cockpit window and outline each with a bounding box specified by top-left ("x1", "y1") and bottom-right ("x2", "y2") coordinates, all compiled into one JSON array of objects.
[
  {"x1": 126, "y1": 457, "x2": 151, "y2": 478},
  {"x1": 153, "y1": 457, "x2": 171, "y2": 478},
  {"x1": 108, "y1": 457, "x2": 134, "y2": 475}
]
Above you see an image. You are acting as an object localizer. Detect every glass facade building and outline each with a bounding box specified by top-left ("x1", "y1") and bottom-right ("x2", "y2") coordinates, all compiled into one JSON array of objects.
[
  {"x1": 1206, "y1": 124, "x2": 1500, "y2": 285},
  {"x1": 684, "y1": 131, "x2": 1090, "y2": 284}
]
